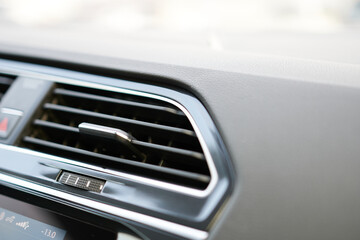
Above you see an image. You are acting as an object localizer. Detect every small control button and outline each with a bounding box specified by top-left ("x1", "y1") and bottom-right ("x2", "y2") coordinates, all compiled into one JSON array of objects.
[
  {"x1": 58, "y1": 171, "x2": 106, "y2": 193},
  {"x1": 0, "y1": 113, "x2": 20, "y2": 139}
]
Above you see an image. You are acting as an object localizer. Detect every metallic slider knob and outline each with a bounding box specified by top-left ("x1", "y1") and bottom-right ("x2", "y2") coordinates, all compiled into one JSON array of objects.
[{"x1": 78, "y1": 122, "x2": 146, "y2": 161}]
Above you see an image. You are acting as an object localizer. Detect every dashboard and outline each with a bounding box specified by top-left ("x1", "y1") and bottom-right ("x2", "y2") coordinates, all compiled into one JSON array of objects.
[{"x1": 0, "y1": 32, "x2": 360, "y2": 240}]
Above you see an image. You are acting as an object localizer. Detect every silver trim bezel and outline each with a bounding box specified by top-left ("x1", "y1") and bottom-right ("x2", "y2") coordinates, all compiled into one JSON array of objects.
[{"x1": 0, "y1": 61, "x2": 219, "y2": 198}]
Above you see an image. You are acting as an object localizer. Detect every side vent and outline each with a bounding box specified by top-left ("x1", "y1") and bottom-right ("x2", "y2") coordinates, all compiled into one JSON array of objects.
[
  {"x1": 20, "y1": 84, "x2": 211, "y2": 190},
  {"x1": 0, "y1": 74, "x2": 15, "y2": 102}
]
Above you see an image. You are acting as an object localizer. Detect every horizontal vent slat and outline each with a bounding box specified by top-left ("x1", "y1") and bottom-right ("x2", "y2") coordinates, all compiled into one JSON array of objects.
[
  {"x1": 23, "y1": 136, "x2": 210, "y2": 188},
  {"x1": 54, "y1": 88, "x2": 185, "y2": 116},
  {"x1": 132, "y1": 140, "x2": 205, "y2": 161},
  {"x1": 44, "y1": 103, "x2": 196, "y2": 137},
  {"x1": 34, "y1": 119, "x2": 79, "y2": 133},
  {"x1": 33, "y1": 119, "x2": 205, "y2": 164}
]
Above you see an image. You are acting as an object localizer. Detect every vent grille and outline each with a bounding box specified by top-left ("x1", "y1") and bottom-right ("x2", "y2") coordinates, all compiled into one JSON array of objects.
[
  {"x1": 20, "y1": 84, "x2": 211, "y2": 190},
  {"x1": 0, "y1": 74, "x2": 15, "y2": 102}
]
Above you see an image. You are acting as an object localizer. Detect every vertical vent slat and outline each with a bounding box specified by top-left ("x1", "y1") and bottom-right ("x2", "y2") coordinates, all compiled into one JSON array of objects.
[{"x1": 20, "y1": 83, "x2": 211, "y2": 190}]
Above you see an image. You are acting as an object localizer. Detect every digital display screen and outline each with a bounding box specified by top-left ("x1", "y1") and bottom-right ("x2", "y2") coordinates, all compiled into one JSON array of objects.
[
  {"x1": 0, "y1": 193, "x2": 116, "y2": 240},
  {"x1": 0, "y1": 207, "x2": 67, "y2": 240}
]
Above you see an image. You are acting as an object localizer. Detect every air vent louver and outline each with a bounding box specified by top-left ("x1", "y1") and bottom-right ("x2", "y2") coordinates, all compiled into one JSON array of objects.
[
  {"x1": 0, "y1": 74, "x2": 15, "y2": 101},
  {"x1": 20, "y1": 84, "x2": 211, "y2": 190}
]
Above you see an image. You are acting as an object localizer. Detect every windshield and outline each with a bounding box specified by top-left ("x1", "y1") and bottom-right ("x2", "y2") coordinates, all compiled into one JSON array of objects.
[
  {"x1": 0, "y1": 0, "x2": 359, "y2": 61},
  {"x1": 1, "y1": 0, "x2": 359, "y2": 34}
]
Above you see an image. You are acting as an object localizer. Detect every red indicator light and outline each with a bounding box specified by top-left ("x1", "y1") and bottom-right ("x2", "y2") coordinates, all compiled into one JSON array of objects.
[{"x1": 0, "y1": 117, "x2": 8, "y2": 132}]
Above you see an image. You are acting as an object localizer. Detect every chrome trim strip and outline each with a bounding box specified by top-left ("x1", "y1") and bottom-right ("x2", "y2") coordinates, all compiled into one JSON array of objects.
[
  {"x1": 0, "y1": 61, "x2": 219, "y2": 198},
  {"x1": 1, "y1": 108, "x2": 24, "y2": 116},
  {"x1": 0, "y1": 172, "x2": 209, "y2": 240}
]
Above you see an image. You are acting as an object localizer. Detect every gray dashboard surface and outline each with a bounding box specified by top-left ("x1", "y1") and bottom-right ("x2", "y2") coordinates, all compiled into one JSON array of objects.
[{"x1": 0, "y1": 38, "x2": 360, "y2": 240}]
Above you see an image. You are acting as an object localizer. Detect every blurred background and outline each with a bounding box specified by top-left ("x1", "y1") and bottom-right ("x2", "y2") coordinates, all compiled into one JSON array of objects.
[
  {"x1": 1, "y1": 0, "x2": 359, "y2": 33},
  {"x1": 0, "y1": 0, "x2": 359, "y2": 62}
]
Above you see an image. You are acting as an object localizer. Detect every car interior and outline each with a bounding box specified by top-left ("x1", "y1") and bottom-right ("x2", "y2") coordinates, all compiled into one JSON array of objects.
[{"x1": 0, "y1": 1, "x2": 360, "y2": 240}]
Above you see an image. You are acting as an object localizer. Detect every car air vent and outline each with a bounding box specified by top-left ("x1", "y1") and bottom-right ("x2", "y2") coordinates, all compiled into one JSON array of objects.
[
  {"x1": 0, "y1": 74, "x2": 15, "y2": 101},
  {"x1": 20, "y1": 84, "x2": 211, "y2": 190}
]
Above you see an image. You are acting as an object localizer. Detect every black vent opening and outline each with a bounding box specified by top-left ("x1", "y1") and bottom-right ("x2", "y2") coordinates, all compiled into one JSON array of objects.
[
  {"x1": 20, "y1": 84, "x2": 211, "y2": 190},
  {"x1": 0, "y1": 74, "x2": 15, "y2": 102}
]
